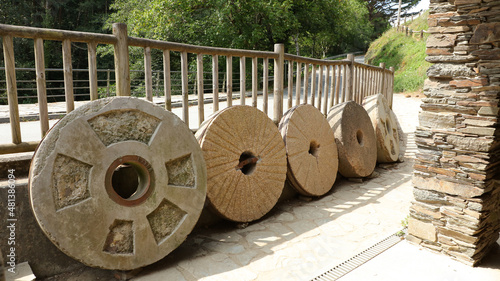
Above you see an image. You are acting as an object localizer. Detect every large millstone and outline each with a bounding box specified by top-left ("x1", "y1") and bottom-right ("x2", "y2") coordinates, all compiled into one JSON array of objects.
[
  {"x1": 279, "y1": 104, "x2": 338, "y2": 196},
  {"x1": 327, "y1": 101, "x2": 377, "y2": 178},
  {"x1": 29, "y1": 97, "x2": 207, "y2": 270},
  {"x1": 195, "y1": 105, "x2": 287, "y2": 223},
  {"x1": 363, "y1": 94, "x2": 400, "y2": 163}
]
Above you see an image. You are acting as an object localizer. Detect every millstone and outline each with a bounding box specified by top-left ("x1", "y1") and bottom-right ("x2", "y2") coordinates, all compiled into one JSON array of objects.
[
  {"x1": 395, "y1": 117, "x2": 406, "y2": 162},
  {"x1": 279, "y1": 104, "x2": 338, "y2": 196},
  {"x1": 29, "y1": 97, "x2": 207, "y2": 270},
  {"x1": 327, "y1": 101, "x2": 377, "y2": 178},
  {"x1": 363, "y1": 94, "x2": 400, "y2": 163},
  {"x1": 195, "y1": 105, "x2": 287, "y2": 222}
]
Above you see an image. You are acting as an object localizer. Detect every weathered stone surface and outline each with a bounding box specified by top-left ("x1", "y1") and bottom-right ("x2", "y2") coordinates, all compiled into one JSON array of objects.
[
  {"x1": 427, "y1": 63, "x2": 475, "y2": 78},
  {"x1": 196, "y1": 105, "x2": 286, "y2": 223},
  {"x1": 411, "y1": 202, "x2": 442, "y2": 219},
  {"x1": 426, "y1": 48, "x2": 453, "y2": 56},
  {"x1": 363, "y1": 94, "x2": 400, "y2": 163},
  {"x1": 458, "y1": 126, "x2": 496, "y2": 136},
  {"x1": 428, "y1": 26, "x2": 471, "y2": 34},
  {"x1": 427, "y1": 34, "x2": 458, "y2": 48},
  {"x1": 470, "y1": 49, "x2": 500, "y2": 60},
  {"x1": 29, "y1": 97, "x2": 207, "y2": 270},
  {"x1": 447, "y1": 135, "x2": 494, "y2": 152},
  {"x1": 413, "y1": 176, "x2": 485, "y2": 198},
  {"x1": 408, "y1": 218, "x2": 437, "y2": 242},
  {"x1": 279, "y1": 104, "x2": 338, "y2": 196},
  {"x1": 419, "y1": 111, "x2": 457, "y2": 128},
  {"x1": 455, "y1": 0, "x2": 481, "y2": 5},
  {"x1": 470, "y1": 23, "x2": 500, "y2": 44},
  {"x1": 426, "y1": 55, "x2": 477, "y2": 63},
  {"x1": 327, "y1": 101, "x2": 376, "y2": 178},
  {"x1": 450, "y1": 78, "x2": 489, "y2": 88},
  {"x1": 478, "y1": 106, "x2": 499, "y2": 116}
]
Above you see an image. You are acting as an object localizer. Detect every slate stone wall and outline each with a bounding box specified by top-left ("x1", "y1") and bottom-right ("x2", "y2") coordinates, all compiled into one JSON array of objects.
[{"x1": 407, "y1": 0, "x2": 500, "y2": 266}]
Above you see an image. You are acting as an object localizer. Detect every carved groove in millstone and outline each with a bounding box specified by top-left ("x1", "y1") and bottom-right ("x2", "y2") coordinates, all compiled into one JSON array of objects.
[
  {"x1": 363, "y1": 94, "x2": 400, "y2": 163},
  {"x1": 166, "y1": 153, "x2": 195, "y2": 187},
  {"x1": 103, "y1": 220, "x2": 134, "y2": 255},
  {"x1": 195, "y1": 105, "x2": 287, "y2": 223},
  {"x1": 279, "y1": 104, "x2": 338, "y2": 196},
  {"x1": 52, "y1": 154, "x2": 92, "y2": 210},
  {"x1": 88, "y1": 109, "x2": 161, "y2": 146},
  {"x1": 327, "y1": 101, "x2": 377, "y2": 178},
  {"x1": 29, "y1": 97, "x2": 207, "y2": 270}
]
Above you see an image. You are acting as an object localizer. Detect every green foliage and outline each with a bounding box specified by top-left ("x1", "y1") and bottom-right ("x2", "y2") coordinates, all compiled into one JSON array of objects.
[
  {"x1": 106, "y1": 0, "x2": 374, "y2": 58},
  {"x1": 365, "y1": 11, "x2": 431, "y2": 93}
]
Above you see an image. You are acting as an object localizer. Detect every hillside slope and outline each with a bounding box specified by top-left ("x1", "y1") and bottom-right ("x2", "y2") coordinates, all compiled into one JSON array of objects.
[{"x1": 365, "y1": 11, "x2": 431, "y2": 93}]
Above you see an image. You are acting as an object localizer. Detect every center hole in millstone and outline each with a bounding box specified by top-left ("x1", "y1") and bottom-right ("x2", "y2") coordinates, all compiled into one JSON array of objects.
[
  {"x1": 238, "y1": 151, "x2": 258, "y2": 175},
  {"x1": 112, "y1": 164, "x2": 140, "y2": 199},
  {"x1": 105, "y1": 155, "x2": 154, "y2": 206},
  {"x1": 309, "y1": 140, "x2": 320, "y2": 157},
  {"x1": 356, "y1": 130, "x2": 364, "y2": 147}
]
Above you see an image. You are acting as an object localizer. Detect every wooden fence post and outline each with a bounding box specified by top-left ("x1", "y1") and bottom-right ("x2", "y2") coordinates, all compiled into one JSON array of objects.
[
  {"x1": 112, "y1": 23, "x2": 130, "y2": 96},
  {"x1": 212, "y1": 55, "x2": 219, "y2": 112},
  {"x1": 62, "y1": 39, "x2": 75, "y2": 112},
  {"x1": 346, "y1": 54, "x2": 355, "y2": 101},
  {"x1": 163, "y1": 50, "x2": 172, "y2": 111},
  {"x1": 34, "y1": 38, "x2": 49, "y2": 137},
  {"x1": 88, "y1": 42, "x2": 98, "y2": 100},
  {"x1": 181, "y1": 51, "x2": 189, "y2": 124},
  {"x1": 144, "y1": 46, "x2": 153, "y2": 101},
  {"x1": 2, "y1": 35, "x2": 22, "y2": 144},
  {"x1": 379, "y1": 62, "x2": 386, "y2": 97},
  {"x1": 197, "y1": 53, "x2": 204, "y2": 125},
  {"x1": 240, "y1": 56, "x2": 246, "y2": 105},
  {"x1": 389, "y1": 66, "x2": 395, "y2": 108},
  {"x1": 274, "y1": 43, "x2": 285, "y2": 123}
]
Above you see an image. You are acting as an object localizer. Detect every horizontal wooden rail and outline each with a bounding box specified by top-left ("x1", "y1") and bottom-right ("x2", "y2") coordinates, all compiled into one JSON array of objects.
[{"x1": 0, "y1": 23, "x2": 394, "y2": 155}]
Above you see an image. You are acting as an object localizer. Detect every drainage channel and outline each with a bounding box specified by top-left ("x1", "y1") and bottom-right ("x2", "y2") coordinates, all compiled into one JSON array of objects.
[{"x1": 311, "y1": 228, "x2": 407, "y2": 281}]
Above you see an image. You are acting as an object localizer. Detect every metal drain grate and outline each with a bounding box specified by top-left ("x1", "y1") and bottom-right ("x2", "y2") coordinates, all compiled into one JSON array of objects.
[{"x1": 311, "y1": 229, "x2": 406, "y2": 281}]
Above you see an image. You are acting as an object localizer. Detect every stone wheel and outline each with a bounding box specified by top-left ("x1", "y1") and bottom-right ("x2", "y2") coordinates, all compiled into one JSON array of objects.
[
  {"x1": 29, "y1": 97, "x2": 207, "y2": 270},
  {"x1": 279, "y1": 104, "x2": 338, "y2": 196},
  {"x1": 195, "y1": 105, "x2": 287, "y2": 222},
  {"x1": 327, "y1": 101, "x2": 377, "y2": 178},
  {"x1": 363, "y1": 94, "x2": 400, "y2": 163}
]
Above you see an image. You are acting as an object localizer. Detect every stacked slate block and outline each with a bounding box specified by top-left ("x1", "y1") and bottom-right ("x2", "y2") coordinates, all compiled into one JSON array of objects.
[{"x1": 407, "y1": 0, "x2": 500, "y2": 266}]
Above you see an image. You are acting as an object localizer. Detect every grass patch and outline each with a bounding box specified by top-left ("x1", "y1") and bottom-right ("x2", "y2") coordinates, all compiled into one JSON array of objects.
[{"x1": 365, "y1": 11, "x2": 431, "y2": 93}]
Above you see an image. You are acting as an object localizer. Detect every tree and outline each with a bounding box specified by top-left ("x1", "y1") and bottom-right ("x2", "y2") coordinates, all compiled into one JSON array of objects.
[
  {"x1": 362, "y1": 0, "x2": 419, "y2": 38},
  {"x1": 0, "y1": 0, "x2": 112, "y2": 102},
  {"x1": 107, "y1": 0, "x2": 373, "y2": 58}
]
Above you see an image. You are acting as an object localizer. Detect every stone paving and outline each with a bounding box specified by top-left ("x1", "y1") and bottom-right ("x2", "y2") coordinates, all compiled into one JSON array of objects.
[{"x1": 41, "y1": 94, "x2": 421, "y2": 281}]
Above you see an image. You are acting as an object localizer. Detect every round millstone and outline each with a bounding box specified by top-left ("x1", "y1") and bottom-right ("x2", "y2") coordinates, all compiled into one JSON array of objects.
[
  {"x1": 195, "y1": 105, "x2": 287, "y2": 222},
  {"x1": 29, "y1": 97, "x2": 207, "y2": 270},
  {"x1": 327, "y1": 101, "x2": 377, "y2": 178},
  {"x1": 279, "y1": 104, "x2": 338, "y2": 196},
  {"x1": 363, "y1": 94, "x2": 400, "y2": 163}
]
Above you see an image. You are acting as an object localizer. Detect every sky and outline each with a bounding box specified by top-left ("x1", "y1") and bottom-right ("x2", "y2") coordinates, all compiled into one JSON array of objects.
[{"x1": 410, "y1": 0, "x2": 430, "y2": 12}]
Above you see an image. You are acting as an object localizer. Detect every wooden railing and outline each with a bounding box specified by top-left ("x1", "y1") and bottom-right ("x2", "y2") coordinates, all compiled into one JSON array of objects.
[{"x1": 0, "y1": 23, "x2": 394, "y2": 155}]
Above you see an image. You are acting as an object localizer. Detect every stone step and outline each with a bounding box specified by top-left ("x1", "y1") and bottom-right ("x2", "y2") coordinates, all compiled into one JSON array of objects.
[{"x1": 0, "y1": 152, "x2": 33, "y2": 180}]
